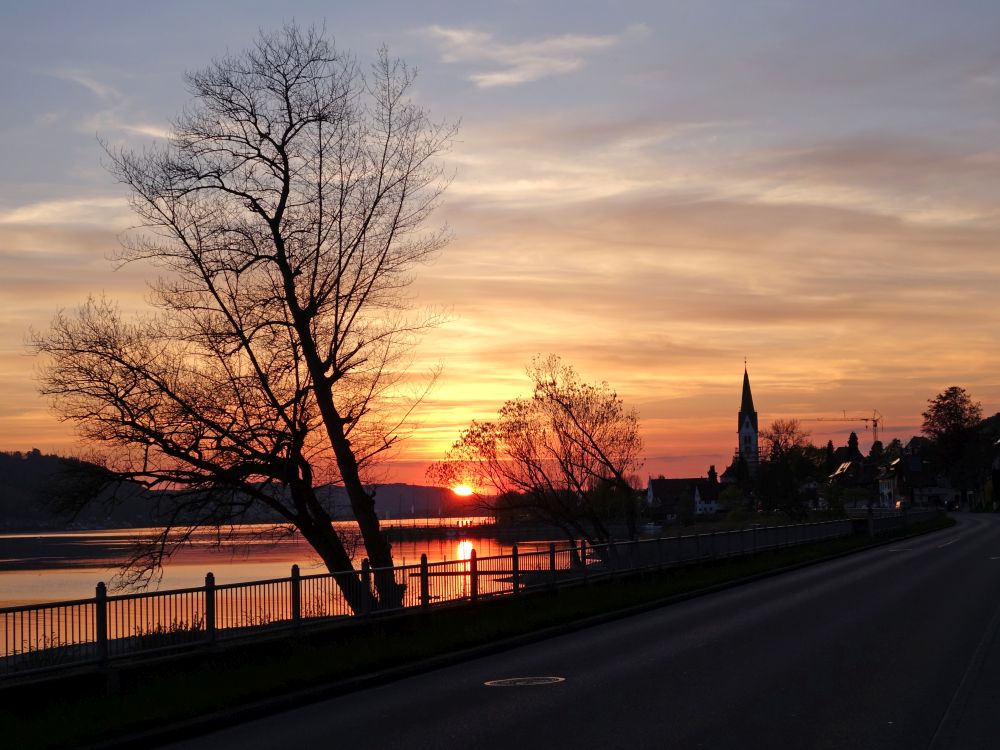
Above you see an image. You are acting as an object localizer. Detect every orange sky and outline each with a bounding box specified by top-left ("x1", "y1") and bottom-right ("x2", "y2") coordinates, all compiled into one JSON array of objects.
[{"x1": 2, "y1": 4, "x2": 999, "y2": 486}]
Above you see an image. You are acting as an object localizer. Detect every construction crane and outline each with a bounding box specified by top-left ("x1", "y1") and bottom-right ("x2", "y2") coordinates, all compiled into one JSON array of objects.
[{"x1": 800, "y1": 409, "x2": 883, "y2": 444}]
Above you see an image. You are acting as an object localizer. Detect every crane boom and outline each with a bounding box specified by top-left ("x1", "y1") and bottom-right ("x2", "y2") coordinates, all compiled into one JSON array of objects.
[{"x1": 800, "y1": 410, "x2": 882, "y2": 443}]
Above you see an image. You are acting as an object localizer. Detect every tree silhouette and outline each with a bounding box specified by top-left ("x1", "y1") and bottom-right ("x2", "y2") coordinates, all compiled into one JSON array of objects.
[
  {"x1": 429, "y1": 357, "x2": 643, "y2": 551},
  {"x1": 758, "y1": 419, "x2": 818, "y2": 518},
  {"x1": 922, "y1": 387, "x2": 982, "y2": 449},
  {"x1": 33, "y1": 25, "x2": 453, "y2": 608},
  {"x1": 922, "y1": 386, "x2": 983, "y2": 503}
]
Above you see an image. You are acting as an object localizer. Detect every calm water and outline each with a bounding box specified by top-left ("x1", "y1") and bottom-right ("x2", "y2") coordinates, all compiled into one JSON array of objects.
[{"x1": 0, "y1": 519, "x2": 552, "y2": 607}]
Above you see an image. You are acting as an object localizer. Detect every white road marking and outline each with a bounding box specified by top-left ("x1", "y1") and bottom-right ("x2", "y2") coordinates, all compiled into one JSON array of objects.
[{"x1": 937, "y1": 538, "x2": 960, "y2": 548}]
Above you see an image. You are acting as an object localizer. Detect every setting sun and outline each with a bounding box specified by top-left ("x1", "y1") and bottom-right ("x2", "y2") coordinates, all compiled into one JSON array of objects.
[{"x1": 452, "y1": 484, "x2": 474, "y2": 496}]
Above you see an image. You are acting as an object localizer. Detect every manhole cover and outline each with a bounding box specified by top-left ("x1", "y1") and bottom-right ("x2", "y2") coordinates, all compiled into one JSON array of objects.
[{"x1": 484, "y1": 676, "x2": 565, "y2": 687}]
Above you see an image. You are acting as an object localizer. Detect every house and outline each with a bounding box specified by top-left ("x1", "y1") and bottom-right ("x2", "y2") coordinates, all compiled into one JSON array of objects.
[
  {"x1": 828, "y1": 458, "x2": 879, "y2": 508},
  {"x1": 876, "y1": 454, "x2": 958, "y2": 509},
  {"x1": 647, "y1": 468, "x2": 722, "y2": 521}
]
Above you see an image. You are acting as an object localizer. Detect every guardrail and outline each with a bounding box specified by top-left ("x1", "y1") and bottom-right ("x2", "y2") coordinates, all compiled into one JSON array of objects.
[{"x1": 0, "y1": 512, "x2": 938, "y2": 679}]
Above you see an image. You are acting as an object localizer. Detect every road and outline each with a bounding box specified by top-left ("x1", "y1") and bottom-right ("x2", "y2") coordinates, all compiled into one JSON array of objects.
[{"x1": 165, "y1": 513, "x2": 1000, "y2": 749}]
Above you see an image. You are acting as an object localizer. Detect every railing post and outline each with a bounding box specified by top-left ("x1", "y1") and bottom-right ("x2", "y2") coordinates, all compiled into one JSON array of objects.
[
  {"x1": 511, "y1": 544, "x2": 520, "y2": 595},
  {"x1": 95, "y1": 582, "x2": 108, "y2": 665},
  {"x1": 470, "y1": 549, "x2": 479, "y2": 602},
  {"x1": 205, "y1": 572, "x2": 216, "y2": 644},
  {"x1": 695, "y1": 533, "x2": 701, "y2": 560},
  {"x1": 361, "y1": 559, "x2": 372, "y2": 617},
  {"x1": 420, "y1": 554, "x2": 430, "y2": 609},
  {"x1": 608, "y1": 540, "x2": 617, "y2": 577},
  {"x1": 291, "y1": 565, "x2": 301, "y2": 628},
  {"x1": 580, "y1": 540, "x2": 588, "y2": 583},
  {"x1": 632, "y1": 539, "x2": 640, "y2": 572},
  {"x1": 548, "y1": 543, "x2": 557, "y2": 590}
]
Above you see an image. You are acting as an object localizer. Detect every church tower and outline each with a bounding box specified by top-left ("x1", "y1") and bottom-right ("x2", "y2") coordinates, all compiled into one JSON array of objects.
[{"x1": 738, "y1": 367, "x2": 759, "y2": 474}]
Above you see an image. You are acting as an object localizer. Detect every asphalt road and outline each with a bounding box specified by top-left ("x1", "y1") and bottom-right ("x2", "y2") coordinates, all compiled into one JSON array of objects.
[{"x1": 165, "y1": 514, "x2": 1000, "y2": 750}]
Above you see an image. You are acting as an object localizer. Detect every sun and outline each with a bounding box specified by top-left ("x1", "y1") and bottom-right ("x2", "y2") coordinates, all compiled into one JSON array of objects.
[{"x1": 452, "y1": 484, "x2": 474, "y2": 497}]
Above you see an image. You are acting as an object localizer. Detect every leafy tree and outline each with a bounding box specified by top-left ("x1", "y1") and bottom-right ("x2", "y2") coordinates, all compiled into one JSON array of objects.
[
  {"x1": 868, "y1": 440, "x2": 884, "y2": 463},
  {"x1": 33, "y1": 26, "x2": 453, "y2": 607},
  {"x1": 922, "y1": 387, "x2": 982, "y2": 456},
  {"x1": 429, "y1": 356, "x2": 643, "y2": 552},
  {"x1": 824, "y1": 440, "x2": 836, "y2": 473},
  {"x1": 847, "y1": 431, "x2": 860, "y2": 458},
  {"x1": 922, "y1": 386, "x2": 984, "y2": 509}
]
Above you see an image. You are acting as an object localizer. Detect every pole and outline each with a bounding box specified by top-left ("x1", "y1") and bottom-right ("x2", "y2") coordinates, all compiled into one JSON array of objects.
[
  {"x1": 511, "y1": 544, "x2": 520, "y2": 595},
  {"x1": 420, "y1": 554, "x2": 430, "y2": 609},
  {"x1": 290, "y1": 564, "x2": 301, "y2": 628},
  {"x1": 95, "y1": 582, "x2": 108, "y2": 665},
  {"x1": 204, "y1": 572, "x2": 216, "y2": 644},
  {"x1": 470, "y1": 549, "x2": 478, "y2": 602}
]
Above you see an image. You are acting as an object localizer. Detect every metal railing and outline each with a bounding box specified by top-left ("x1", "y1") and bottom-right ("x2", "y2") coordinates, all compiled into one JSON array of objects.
[{"x1": 1, "y1": 512, "x2": 938, "y2": 679}]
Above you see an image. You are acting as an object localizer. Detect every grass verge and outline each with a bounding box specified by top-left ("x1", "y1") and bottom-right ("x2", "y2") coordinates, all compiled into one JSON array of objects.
[{"x1": 3, "y1": 515, "x2": 955, "y2": 749}]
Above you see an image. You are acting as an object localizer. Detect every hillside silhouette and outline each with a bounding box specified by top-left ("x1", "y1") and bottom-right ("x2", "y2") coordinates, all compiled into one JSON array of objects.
[{"x1": 0, "y1": 450, "x2": 468, "y2": 531}]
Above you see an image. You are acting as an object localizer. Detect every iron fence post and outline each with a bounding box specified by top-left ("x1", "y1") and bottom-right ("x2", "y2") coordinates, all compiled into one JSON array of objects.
[
  {"x1": 511, "y1": 544, "x2": 520, "y2": 595},
  {"x1": 549, "y1": 543, "x2": 557, "y2": 590},
  {"x1": 361, "y1": 560, "x2": 372, "y2": 617},
  {"x1": 420, "y1": 554, "x2": 430, "y2": 609},
  {"x1": 205, "y1": 572, "x2": 216, "y2": 644},
  {"x1": 291, "y1": 565, "x2": 301, "y2": 628},
  {"x1": 95, "y1": 582, "x2": 108, "y2": 665},
  {"x1": 470, "y1": 549, "x2": 478, "y2": 602}
]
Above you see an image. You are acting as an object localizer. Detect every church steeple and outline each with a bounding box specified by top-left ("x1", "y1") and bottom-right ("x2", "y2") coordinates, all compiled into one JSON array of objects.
[
  {"x1": 740, "y1": 367, "x2": 756, "y2": 421},
  {"x1": 737, "y1": 367, "x2": 759, "y2": 473}
]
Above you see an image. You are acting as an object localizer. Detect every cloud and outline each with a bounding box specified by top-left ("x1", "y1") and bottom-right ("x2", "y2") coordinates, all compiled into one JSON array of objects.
[
  {"x1": 45, "y1": 68, "x2": 169, "y2": 140},
  {"x1": 422, "y1": 25, "x2": 626, "y2": 87},
  {"x1": 51, "y1": 68, "x2": 121, "y2": 102},
  {"x1": 0, "y1": 197, "x2": 131, "y2": 228}
]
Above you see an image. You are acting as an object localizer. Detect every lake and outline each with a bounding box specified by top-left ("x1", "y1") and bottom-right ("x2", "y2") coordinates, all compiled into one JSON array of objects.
[{"x1": 0, "y1": 519, "x2": 558, "y2": 607}]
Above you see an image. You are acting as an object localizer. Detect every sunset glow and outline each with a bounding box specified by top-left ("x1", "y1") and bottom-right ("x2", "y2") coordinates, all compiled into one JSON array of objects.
[
  {"x1": 452, "y1": 484, "x2": 474, "y2": 497},
  {"x1": 1, "y1": 4, "x2": 998, "y2": 486}
]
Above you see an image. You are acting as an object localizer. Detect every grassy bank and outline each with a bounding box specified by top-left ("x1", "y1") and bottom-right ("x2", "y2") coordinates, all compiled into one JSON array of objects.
[{"x1": 4, "y1": 515, "x2": 954, "y2": 750}]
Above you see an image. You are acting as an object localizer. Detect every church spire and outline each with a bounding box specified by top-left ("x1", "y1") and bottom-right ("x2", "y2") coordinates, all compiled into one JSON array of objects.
[
  {"x1": 737, "y1": 366, "x2": 759, "y2": 474},
  {"x1": 741, "y1": 367, "x2": 755, "y2": 415}
]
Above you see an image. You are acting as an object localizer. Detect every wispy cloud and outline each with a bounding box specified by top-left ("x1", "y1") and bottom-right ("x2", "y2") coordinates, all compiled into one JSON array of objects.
[
  {"x1": 0, "y1": 197, "x2": 130, "y2": 228},
  {"x1": 422, "y1": 25, "x2": 639, "y2": 87},
  {"x1": 51, "y1": 68, "x2": 121, "y2": 102},
  {"x1": 45, "y1": 68, "x2": 169, "y2": 140}
]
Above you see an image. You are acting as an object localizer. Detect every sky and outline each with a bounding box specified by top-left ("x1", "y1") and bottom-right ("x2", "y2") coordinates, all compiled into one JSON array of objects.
[{"x1": 1, "y1": 1, "x2": 999, "y2": 485}]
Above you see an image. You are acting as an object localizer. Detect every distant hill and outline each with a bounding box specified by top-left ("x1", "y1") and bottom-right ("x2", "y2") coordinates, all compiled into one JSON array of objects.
[{"x1": 0, "y1": 450, "x2": 473, "y2": 531}]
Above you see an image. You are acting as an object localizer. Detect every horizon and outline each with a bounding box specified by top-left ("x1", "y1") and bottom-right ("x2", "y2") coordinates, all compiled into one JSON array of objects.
[{"x1": 2, "y1": 2, "x2": 999, "y2": 484}]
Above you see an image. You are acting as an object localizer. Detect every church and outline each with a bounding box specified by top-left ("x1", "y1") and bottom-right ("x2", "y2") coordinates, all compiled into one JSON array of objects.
[
  {"x1": 728, "y1": 366, "x2": 760, "y2": 480},
  {"x1": 646, "y1": 366, "x2": 761, "y2": 518}
]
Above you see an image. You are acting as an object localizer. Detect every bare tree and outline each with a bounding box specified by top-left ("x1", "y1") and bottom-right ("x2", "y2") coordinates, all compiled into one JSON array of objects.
[
  {"x1": 758, "y1": 418, "x2": 820, "y2": 518},
  {"x1": 429, "y1": 356, "x2": 643, "y2": 554},
  {"x1": 33, "y1": 25, "x2": 453, "y2": 610},
  {"x1": 759, "y1": 418, "x2": 811, "y2": 461}
]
